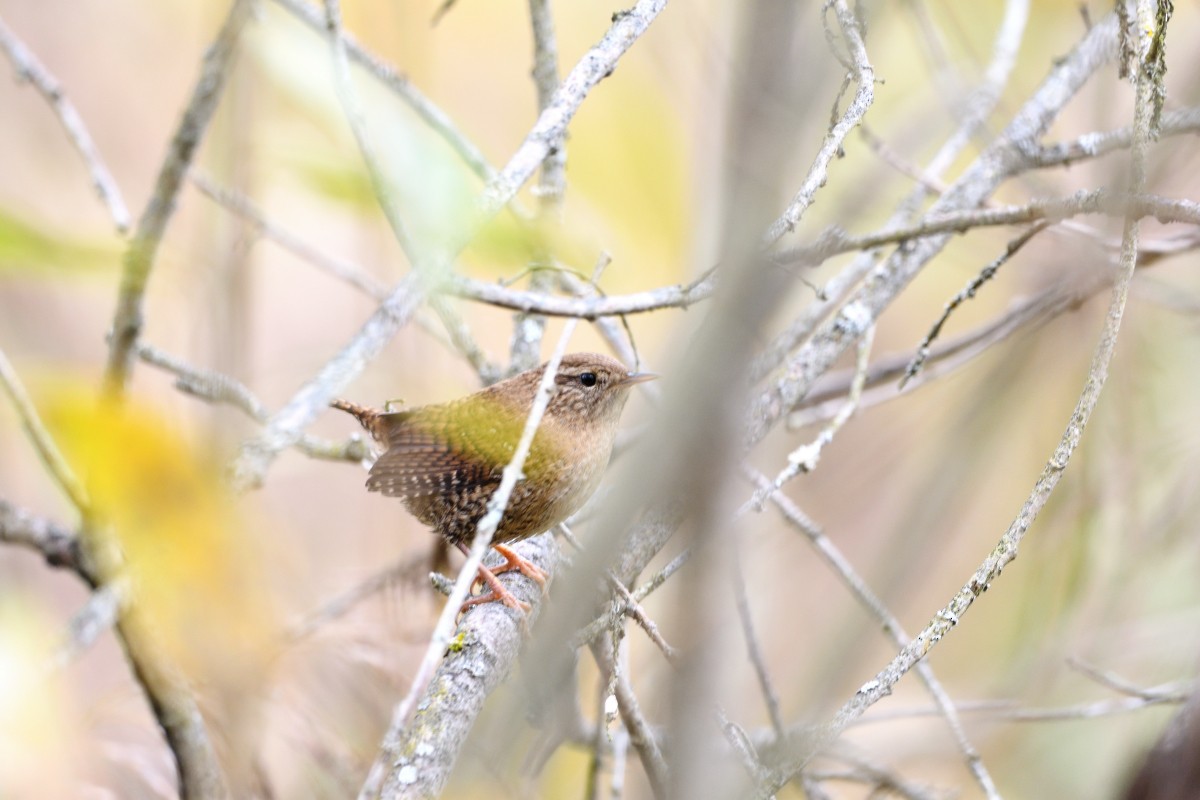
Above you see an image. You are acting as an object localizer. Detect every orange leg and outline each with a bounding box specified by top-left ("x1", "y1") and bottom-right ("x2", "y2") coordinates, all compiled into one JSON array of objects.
[
  {"x1": 455, "y1": 543, "x2": 537, "y2": 614},
  {"x1": 491, "y1": 543, "x2": 548, "y2": 593}
]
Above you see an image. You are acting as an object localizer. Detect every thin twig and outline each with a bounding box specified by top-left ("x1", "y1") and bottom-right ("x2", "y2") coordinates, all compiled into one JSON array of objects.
[
  {"x1": 741, "y1": 324, "x2": 874, "y2": 516},
  {"x1": 749, "y1": 0, "x2": 1029, "y2": 384},
  {"x1": 48, "y1": 582, "x2": 124, "y2": 671},
  {"x1": 190, "y1": 173, "x2": 389, "y2": 299},
  {"x1": 134, "y1": 342, "x2": 371, "y2": 463},
  {"x1": 103, "y1": 0, "x2": 254, "y2": 399},
  {"x1": 809, "y1": 747, "x2": 941, "y2": 800},
  {"x1": 761, "y1": 0, "x2": 875, "y2": 246},
  {"x1": 1067, "y1": 658, "x2": 1185, "y2": 703},
  {"x1": 771, "y1": 190, "x2": 1200, "y2": 269},
  {"x1": 446, "y1": 271, "x2": 715, "y2": 319},
  {"x1": 287, "y1": 552, "x2": 434, "y2": 640},
  {"x1": 744, "y1": 467, "x2": 997, "y2": 797},
  {"x1": 0, "y1": 499, "x2": 83, "y2": 574},
  {"x1": 271, "y1": 0, "x2": 514, "y2": 198},
  {"x1": 1013, "y1": 106, "x2": 1200, "y2": 174},
  {"x1": 189, "y1": 175, "x2": 502, "y2": 381},
  {"x1": 755, "y1": 6, "x2": 1163, "y2": 793},
  {"x1": 837, "y1": 681, "x2": 1191, "y2": 727},
  {"x1": 508, "y1": 0, "x2": 567, "y2": 374},
  {"x1": 788, "y1": 276, "x2": 1108, "y2": 428},
  {"x1": 593, "y1": 637, "x2": 669, "y2": 798},
  {"x1": 0, "y1": 15, "x2": 130, "y2": 232},
  {"x1": 730, "y1": 541, "x2": 785, "y2": 738},
  {"x1": 560, "y1": 525, "x2": 678, "y2": 661},
  {"x1": 0, "y1": 348, "x2": 92, "y2": 515},
  {"x1": 902, "y1": 221, "x2": 1050, "y2": 386},
  {"x1": 323, "y1": 0, "x2": 418, "y2": 265}
]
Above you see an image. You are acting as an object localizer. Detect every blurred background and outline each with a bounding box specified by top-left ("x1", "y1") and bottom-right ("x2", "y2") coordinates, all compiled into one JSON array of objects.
[{"x1": 1, "y1": 0, "x2": 1199, "y2": 797}]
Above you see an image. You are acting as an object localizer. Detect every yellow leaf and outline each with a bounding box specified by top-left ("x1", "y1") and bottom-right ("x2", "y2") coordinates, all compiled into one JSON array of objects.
[{"x1": 42, "y1": 383, "x2": 280, "y2": 711}]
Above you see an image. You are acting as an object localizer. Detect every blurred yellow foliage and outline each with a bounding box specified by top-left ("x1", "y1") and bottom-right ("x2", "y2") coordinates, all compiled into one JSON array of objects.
[
  {"x1": 42, "y1": 383, "x2": 280, "y2": 710},
  {"x1": 0, "y1": 209, "x2": 118, "y2": 275}
]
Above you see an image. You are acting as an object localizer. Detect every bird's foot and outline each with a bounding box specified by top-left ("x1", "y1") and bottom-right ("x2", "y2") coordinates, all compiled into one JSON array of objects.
[
  {"x1": 459, "y1": 562, "x2": 532, "y2": 615},
  {"x1": 491, "y1": 543, "x2": 549, "y2": 595}
]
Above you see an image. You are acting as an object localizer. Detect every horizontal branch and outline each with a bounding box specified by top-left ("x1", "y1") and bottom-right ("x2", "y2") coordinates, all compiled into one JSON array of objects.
[
  {"x1": 1009, "y1": 105, "x2": 1200, "y2": 174},
  {"x1": 772, "y1": 190, "x2": 1200, "y2": 268},
  {"x1": 135, "y1": 341, "x2": 371, "y2": 463},
  {"x1": 0, "y1": 498, "x2": 84, "y2": 576},
  {"x1": 443, "y1": 272, "x2": 714, "y2": 319}
]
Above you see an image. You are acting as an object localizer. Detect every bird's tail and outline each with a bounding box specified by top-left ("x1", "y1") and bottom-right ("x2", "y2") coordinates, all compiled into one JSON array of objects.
[{"x1": 331, "y1": 398, "x2": 386, "y2": 441}]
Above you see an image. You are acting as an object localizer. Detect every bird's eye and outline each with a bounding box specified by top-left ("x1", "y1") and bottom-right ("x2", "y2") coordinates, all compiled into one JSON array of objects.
[{"x1": 579, "y1": 372, "x2": 597, "y2": 387}]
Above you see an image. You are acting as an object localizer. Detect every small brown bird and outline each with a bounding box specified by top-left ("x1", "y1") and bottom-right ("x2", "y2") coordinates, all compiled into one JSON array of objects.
[{"x1": 333, "y1": 353, "x2": 654, "y2": 612}]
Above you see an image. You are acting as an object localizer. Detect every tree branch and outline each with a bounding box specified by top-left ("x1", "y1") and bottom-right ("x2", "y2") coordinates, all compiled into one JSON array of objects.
[{"x1": 103, "y1": 0, "x2": 254, "y2": 399}]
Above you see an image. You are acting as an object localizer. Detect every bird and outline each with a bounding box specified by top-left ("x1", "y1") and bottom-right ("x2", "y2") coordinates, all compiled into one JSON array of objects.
[{"x1": 332, "y1": 352, "x2": 655, "y2": 612}]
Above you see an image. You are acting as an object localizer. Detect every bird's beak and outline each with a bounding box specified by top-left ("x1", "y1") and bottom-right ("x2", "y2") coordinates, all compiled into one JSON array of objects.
[{"x1": 618, "y1": 371, "x2": 658, "y2": 387}]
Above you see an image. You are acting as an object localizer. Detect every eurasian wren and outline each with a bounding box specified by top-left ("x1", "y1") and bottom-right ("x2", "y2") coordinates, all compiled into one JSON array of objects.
[{"x1": 333, "y1": 352, "x2": 654, "y2": 611}]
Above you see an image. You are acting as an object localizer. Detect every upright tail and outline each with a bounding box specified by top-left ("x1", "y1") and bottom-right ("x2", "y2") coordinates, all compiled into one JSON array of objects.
[{"x1": 331, "y1": 398, "x2": 387, "y2": 441}]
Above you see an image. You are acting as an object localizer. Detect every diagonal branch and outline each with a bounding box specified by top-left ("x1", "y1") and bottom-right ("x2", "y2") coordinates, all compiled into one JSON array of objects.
[
  {"x1": 102, "y1": 0, "x2": 254, "y2": 400},
  {"x1": 0, "y1": 14, "x2": 130, "y2": 232},
  {"x1": 228, "y1": 0, "x2": 669, "y2": 491},
  {"x1": 755, "y1": 3, "x2": 1168, "y2": 794},
  {"x1": 745, "y1": 13, "x2": 1122, "y2": 446}
]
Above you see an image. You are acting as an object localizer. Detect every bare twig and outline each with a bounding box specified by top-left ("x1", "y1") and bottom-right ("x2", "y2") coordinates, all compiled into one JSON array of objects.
[
  {"x1": 840, "y1": 681, "x2": 1191, "y2": 727},
  {"x1": 103, "y1": 0, "x2": 254, "y2": 399},
  {"x1": 755, "y1": 5, "x2": 1166, "y2": 793},
  {"x1": 48, "y1": 582, "x2": 124, "y2": 671},
  {"x1": 287, "y1": 552, "x2": 434, "y2": 640},
  {"x1": 189, "y1": 175, "x2": 502, "y2": 381},
  {"x1": 0, "y1": 15, "x2": 130, "y2": 232},
  {"x1": 1013, "y1": 106, "x2": 1200, "y2": 173},
  {"x1": 901, "y1": 221, "x2": 1050, "y2": 386},
  {"x1": 560, "y1": 525, "x2": 677, "y2": 661},
  {"x1": 744, "y1": 467, "x2": 998, "y2": 797},
  {"x1": 809, "y1": 748, "x2": 941, "y2": 800},
  {"x1": 771, "y1": 190, "x2": 1200, "y2": 270},
  {"x1": 730, "y1": 541, "x2": 785, "y2": 738},
  {"x1": 747, "y1": 15, "x2": 1122, "y2": 446},
  {"x1": 789, "y1": 276, "x2": 1108, "y2": 428},
  {"x1": 1068, "y1": 658, "x2": 1186, "y2": 703},
  {"x1": 0, "y1": 499, "x2": 82, "y2": 574},
  {"x1": 508, "y1": 0, "x2": 567, "y2": 374},
  {"x1": 593, "y1": 636, "x2": 669, "y2": 798},
  {"x1": 741, "y1": 324, "x2": 874, "y2": 517},
  {"x1": 749, "y1": 0, "x2": 1030, "y2": 384},
  {"x1": 446, "y1": 271, "x2": 714, "y2": 319},
  {"x1": 271, "y1": 0, "x2": 510, "y2": 194},
  {"x1": 190, "y1": 173, "x2": 389, "y2": 299},
  {"x1": 0, "y1": 348, "x2": 92, "y2": 516},
  {"x1": 761, "y1": 0, "x2": 874, "y2": 246},
  {"x1": 323, "y1": 0, "x2": 418, "y2": 265},
  {"x1": 134, "y1": 342, "x2": 371, "y2": 463}
]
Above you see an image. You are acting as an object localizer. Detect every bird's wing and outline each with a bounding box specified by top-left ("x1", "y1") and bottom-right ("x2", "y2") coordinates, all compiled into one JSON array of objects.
[{"x1": 365, "y1": 398, "x2": 523, "y2": 500}]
